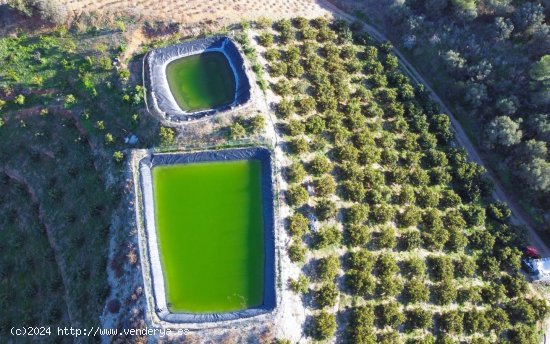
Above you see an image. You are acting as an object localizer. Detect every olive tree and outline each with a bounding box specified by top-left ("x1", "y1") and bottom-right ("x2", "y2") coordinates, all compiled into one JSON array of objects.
[{"x1": 485, "y1": 116, "x2": 522, "y2": 148}]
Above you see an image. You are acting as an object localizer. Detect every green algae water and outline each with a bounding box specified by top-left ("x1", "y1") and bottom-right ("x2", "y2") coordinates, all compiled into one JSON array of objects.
[
  {"x1": 165, "y1": 51, "x2": 236, "y2": 112},
  {"x1": 152, "y1": 160, "x2": 264, "y2": 313}
]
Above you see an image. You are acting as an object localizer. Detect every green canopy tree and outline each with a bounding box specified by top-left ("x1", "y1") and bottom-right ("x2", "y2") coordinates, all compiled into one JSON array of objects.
[
  {"x1": 485, "y1": 116, "x2": 522, "y2": 148},
  {"x1": 529, "y1": 55, "x2": 550, "y2": 105}
]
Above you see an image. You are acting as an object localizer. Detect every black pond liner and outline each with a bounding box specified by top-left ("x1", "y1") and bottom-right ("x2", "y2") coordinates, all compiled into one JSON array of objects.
[
  {"x1": 139, "y1": 147, "x2": 276, "y2": 323},
  {"x1": 146, "y1": 36, "x2": 252, "y2": 122}
]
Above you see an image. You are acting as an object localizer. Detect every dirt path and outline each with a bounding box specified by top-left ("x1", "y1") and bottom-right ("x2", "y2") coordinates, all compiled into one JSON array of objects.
[
  {"x1": 3, "y1": 168, "x2": 75, "y2": 326},
  {"x1": 318, "y1": 0, "x2": 550, "y2": 257},
  {"x1": 120, "y1": 27, "x2": 146, "y2": 69}
]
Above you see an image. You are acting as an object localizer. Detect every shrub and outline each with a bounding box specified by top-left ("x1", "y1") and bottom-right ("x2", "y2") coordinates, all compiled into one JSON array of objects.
[
  {"x1": 286, "y1": 185, "x2": 308, "y2": 207},
  {"x1": 469, "y1": 230, "x2": 495, "y2": 252},
  {"x1": 345, "y1": 224, "x2": 370, "y2": 246},
  {"x1": 339, "y1": 161, "x2": 364, "y2": 181},
  {"x1": 159, "y1": 126, "x2": 175, "y2": 145},
  {"x1": 104, "y1": 133, "x2": 114, "y2": 145},
  {"x1": 487, "y1": 201, "x2": 512, "y2": 222},
  {"x1": 288, "y1": 136, "x2": 309, "y2": 155},
  {"x1": 264, "y1": 49, "x2": 281, "y2": 61},
  {"x1": 258, "y1": 32, "x2": 274, "y2": 47},
  {"x1": 399, "y1": 205, "x2": 422, "y2": 228},
  {"x1": 14, "y1": 94, "x2": 25, "y2": 105},
  {"x1": 488, "y1": 307, "x2": 509, "y2": 333},
  {"x1": 316, "y1": 255, "x2": 340, "y2": 281},
  {"x1": 334, "y1": 144, "x2": 359, "y2": 163},
  {"x1": 378, "y1": 274, "x2": 403, "y2": 298},
  {"x1": 314, "y1": 224, "x2": 341, "y2": 248},
  {"x1": 376, "y1": 301, "x2": 404, "y2": 329},
  {"x1": 444, "y1": 211, "x2": 466, "y2": 233},
  {"x1": 306, "y1": 115, "x2": 325, "y2": 135},
  {"x1": 112, "y1": 151, "x2": 124, "y2": 163},
  {"x1": 297, "y1": 96, "x2": 316, "y2": 115},
  {"x1": 377, "y1": 253, "x2": 399, "y2": 278},
  {"x1": 288, "y1": 241, "x2": 306, "y2": 262},
  {"x1": 439, "y1": 311, "x2": 463, "y2": 334},
  {"x1": 422, "y1": 221, "x2": 449, "y2": 251},
  {"x1": 277, "y1": 99, "x2": 295, "y2": 118},
  {"x1": 286, "y1": 162, "x2": 306, "y2": 183},
  {"x1": 377, "y1": 225, "x2": 397, "y2": 250},
  {"x1": 457, "y1": 286, "x2": 482, "y2": 305},
  {"x1": 452, "y1": 255, "x2": 475, "y2": 278},
  {"x1": 315, "y1": 283, "x2": 338, "y2": 308},
  {"x1": 431, "y1": 278, "x2": 457, "y2": 305},
  {"x1": 348, "y1": 306, "x2": 376, "y2": 343},
  {"x1": 440, "y1": 189, "x2": 462, "y2": 208},
  {"x1": 498, "y1": 246, "x2": 522, "y2": 271},
  {"x1": 229, "y1": 122, "x2": 246, "y2": 139},
  {"x1": 288, "y1": 212, "x2": 309, "y2": 237},
  {"x1": 309, "y1": 311, "x2": 336, "y2": 340},
  {"x1": 463, "y1": 310, "x2": 489, "y2": 334},
  {"x1": 416, "y1": 187, "x2": 440, "y2": 208},
  {"x1": 428, "y1": 256, "x2": 454, "y2": 282},
  {"x1": 345, "y1": 204, "x2": 370, "y2": 225},
  {"x1": 502, "y1": 274, "x2": 528, "y2": 298},
  {"x1": 507, "y1": 324, "x2": 538, "y2": 344},
  {"x1": 289, "y1": 275, "x2": 309, "y2": 294},
  {"x1": 315, "y1": 198, "x2": 337, "y2": 221},
  {"x1": 372, "y1": 204, "x2": 396, "y2": 224},
  {"x1": 341, "y1": 180, "x2": 366, "y2": 202},
  {"x1": 405, "y1": 308, "x2": 432, "y2": 331},
  {"x1": 274, "y1": 79, "x2": 293, "y2": 96},
  {"x1": 309, "y1": 156, "x2": 333, "y2": 175},
  {"x1": 347, "y1": 250, "x2": 375, "y2": 270},
  {"x1": 403, "y1": 278, "x2": 429, "y2": 304},
  {"x1": 250, "y1": 115, "x2": 266, "y2": 134},
  {"x1": 313, "y1": 175, "x2": 336, "y2": 197},
  {"x1": 286, "y1": 119, "x2": 306, "y2": 136},
  {"x1": 274, "y1": 339, "x2": 292, "y2": 344},
  {"x1": 345, "y1": 268, "x2": 375, "y2": 297},
  {"x1": 403, "y1": 257, "x2": 426, "y2": 278},
  {"x1": 402, "y1": 230, "x2": 422, "y2": 251},
  {"x1": 398, "y1": 185, "x2": 416, "y2": 205}
]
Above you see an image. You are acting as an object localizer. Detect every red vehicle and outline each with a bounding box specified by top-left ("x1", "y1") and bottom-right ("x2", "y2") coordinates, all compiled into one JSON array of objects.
[{"x1": 523, "y1": 246, "x2": 541, "y2": 259}]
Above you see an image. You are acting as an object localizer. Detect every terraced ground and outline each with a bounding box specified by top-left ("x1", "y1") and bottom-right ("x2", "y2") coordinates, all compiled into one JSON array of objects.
[
  {"x1": 0, "y1": 23, "x2": 157, "y2": 341},
  {"x1": 243, "y1": 18, "x2": 549, "y2": 343},
  {"x1": 58, "y1": 0, "x2": 330, "y2": 26},
  {"x1": 0, "y1": 173, "x2": 71, "y2": 342}
]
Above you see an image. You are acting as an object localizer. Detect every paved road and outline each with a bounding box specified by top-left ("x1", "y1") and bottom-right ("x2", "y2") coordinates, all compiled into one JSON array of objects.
[{"x1": 319, "y1": 0, "x2": 550, "y2": 256}]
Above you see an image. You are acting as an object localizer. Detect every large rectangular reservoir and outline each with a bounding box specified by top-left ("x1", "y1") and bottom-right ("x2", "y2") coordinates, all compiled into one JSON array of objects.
[
  {"x1": 139, "y1": 148, "x2": 275, "y2": 323},
  {"x1": 152, "y1": 160, "x2": 263, "y2": 313}
]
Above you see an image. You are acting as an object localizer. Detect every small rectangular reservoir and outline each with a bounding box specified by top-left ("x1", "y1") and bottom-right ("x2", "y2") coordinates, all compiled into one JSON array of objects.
[
  {"x1": 152, "y1": 160, "x2": 264, "y2": 313},
  {"x1": 165, "y1": 51, "x2": 236, "y2": 112}
]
